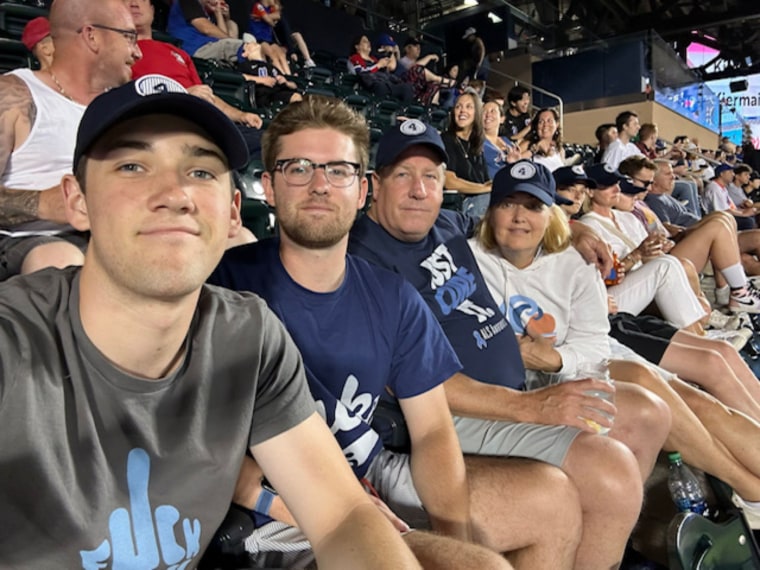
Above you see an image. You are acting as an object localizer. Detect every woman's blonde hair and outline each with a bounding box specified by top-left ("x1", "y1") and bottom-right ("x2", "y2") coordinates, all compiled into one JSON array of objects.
[{"x1": 476, "y1": 203, "x2": 572, "y2": 254}]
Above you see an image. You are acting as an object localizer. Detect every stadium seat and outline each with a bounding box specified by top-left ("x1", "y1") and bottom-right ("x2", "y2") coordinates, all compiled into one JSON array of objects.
[
  {"x1": 667, "y1": 512, "x2": 760, "y2": 569},
  {"x1": 0, "y1": 2, "x2": 47, "y2": 39},
  {"x1": 428, "y1": 107, "x2": 449, "y2": 130},
  {"x1": 342, "y1": 93, "x2": 371, "y2": 117},
  {"x1": 240, "y1": 199, "x2": 276, "y2": 239},
  {"x1": 369, "y1": 98, "x2": 401, "y2": 128},
  {"x1": 0, "y1": 36, "x2": 31, "y2": 72}
]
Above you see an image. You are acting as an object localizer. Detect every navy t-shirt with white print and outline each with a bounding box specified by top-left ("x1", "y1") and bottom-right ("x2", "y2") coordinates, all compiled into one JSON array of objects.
[{"x1": 349, "y1": 210, "x2": 526, "y2": 389}]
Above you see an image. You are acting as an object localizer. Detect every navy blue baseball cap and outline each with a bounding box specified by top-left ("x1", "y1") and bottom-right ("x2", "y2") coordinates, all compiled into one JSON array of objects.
[
  {"x1": 586, "y1": 163, "x2": 627, "y2": 188},
  {"x1": 619, "y1": 178, "x2": 647, "y2": 195},
  {"x1": 713, "y1": 163, "x2": 733, "y2": 177},
  {"x1": 490, "y1": 160, "x2": 562, "y2": 208},
  {"x1": 73, "y1": 74, "x2": 249, "y2": 171},
  {"x1": 375, "y1": 119, "x2": 448, "y2": 169},
  {"x1": 553, "y1": 165, "x2": 598, "y2": 190}
]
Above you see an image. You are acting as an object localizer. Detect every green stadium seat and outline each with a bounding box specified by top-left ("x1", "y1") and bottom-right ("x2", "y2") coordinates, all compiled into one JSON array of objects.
[
  {"x1": 0, "y1": 3, "x2": 47, "y2": 40},
  {"x1": 668, "y1": 512, "x2": 760, "y2": 569},
  {"x1": 0, "y1": 36, "x2": 31, "y2": 72},
  {"x1": 240, "y1": 199, "x2": 275, "y2": 239}
]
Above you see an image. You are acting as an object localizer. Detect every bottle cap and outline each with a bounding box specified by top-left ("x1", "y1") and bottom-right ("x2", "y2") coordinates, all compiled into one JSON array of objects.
[{"x1": 668, "y1": 452, "x2": 682, "y2": 462}]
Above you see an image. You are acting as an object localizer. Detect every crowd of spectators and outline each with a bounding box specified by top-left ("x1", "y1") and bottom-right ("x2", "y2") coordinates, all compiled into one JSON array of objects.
[{"x1": 5, "y1": 0, "x2": 760, "y2": 568}]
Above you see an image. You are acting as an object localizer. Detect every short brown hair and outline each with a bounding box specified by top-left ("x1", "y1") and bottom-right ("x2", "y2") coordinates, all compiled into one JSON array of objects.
[
  {"x1": 262, "y1": 95, "x2": 370, "y2": 176},
  {"x1": 618, "y1": 155, "x2": 656, "y2": 177}
]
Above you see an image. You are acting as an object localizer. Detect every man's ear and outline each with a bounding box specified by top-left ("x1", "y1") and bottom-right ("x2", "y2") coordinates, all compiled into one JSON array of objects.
[
  {"x1": 262, "y1": 171, "x2": 276, "y2": 208},
  {"x1": 228, "y1": 189, "x2": 243, "y2": 239},
  {"x1": 61, "y1": 174, "x2": 91, "y2": 231},
  {"x1": 357, "y1": 172, "x2": 369, "y2": 210}
]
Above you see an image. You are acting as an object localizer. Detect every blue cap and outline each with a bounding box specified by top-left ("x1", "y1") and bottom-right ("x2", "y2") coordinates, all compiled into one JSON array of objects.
[
  {"x1": 375, "y1": 119, "x2": 448, "y2": 169},
  {"x1": 714, "y1": 163, "x2": 733, "y2": 177},
  {"x1": 553, "y1": 165, "x2": 598, "y2": 190},
  {"x1": 619, "y1": 178, "x2": 646, "y2": 195},
  {"x1": 377, "y1": 33, "x2": 397, "y2": 47},
  {"x1": 586, "y1": 163, "x2": 627, "y2": 188},
  {"x1": 73, "y1": 74, "x2": 249, "y2": 171},
  {"x1": 490, "y1": 160, "x2": 559, "y2": 208}
]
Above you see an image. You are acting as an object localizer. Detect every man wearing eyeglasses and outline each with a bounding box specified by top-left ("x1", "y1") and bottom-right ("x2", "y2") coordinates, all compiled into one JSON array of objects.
[
  {"x1": 0, "y1": 0, "x2": 141, "y2": 282},
  {"x1": 208, "y1": 98, "x2": 557, "y2": 568}
]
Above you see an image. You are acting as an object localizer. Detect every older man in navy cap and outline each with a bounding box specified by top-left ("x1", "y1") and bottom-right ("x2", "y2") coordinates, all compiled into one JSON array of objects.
[
  {"x1": 350, "y1": 125, "x2": 673, "y2": 570},
  {"x1": 0, "y1": 79, "x2": 421, "y2": 569}
]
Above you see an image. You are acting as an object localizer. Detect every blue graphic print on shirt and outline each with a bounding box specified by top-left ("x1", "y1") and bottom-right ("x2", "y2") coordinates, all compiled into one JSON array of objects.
[{"x1": 80, "y1": 448, "x2": 201, "y2": 570}]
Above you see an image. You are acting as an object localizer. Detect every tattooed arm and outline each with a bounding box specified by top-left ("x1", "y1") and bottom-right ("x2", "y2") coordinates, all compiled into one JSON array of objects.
[{"x1": 0, "y1": 74, "x2": 68, "y2": 227}]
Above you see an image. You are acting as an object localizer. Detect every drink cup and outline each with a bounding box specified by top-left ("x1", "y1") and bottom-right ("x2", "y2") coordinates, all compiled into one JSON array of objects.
[{"x1": 571, "y1": 361, "x2": 615, "y2": 436}]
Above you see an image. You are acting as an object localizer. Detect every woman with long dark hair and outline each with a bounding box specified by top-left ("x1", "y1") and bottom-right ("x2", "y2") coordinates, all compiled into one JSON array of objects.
[{"x1": 440, "y1": 90, "x2": 492, "y2": 218}]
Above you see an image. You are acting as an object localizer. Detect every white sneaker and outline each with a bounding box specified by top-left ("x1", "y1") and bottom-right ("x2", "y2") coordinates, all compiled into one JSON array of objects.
[
  {"x1": 728, "y1": 288, "x2": 760, "y2": 314},
  {"x1": 705, "y1": 328, "x2": 753, "y2": 351},
  {"x1": 732, "y1": 492, "x2": 760, "y2": 530},
  {"x1": 715, "y1": 285, "x2": 731, "y2": 306},
  {"x1": 304, "y1": 59, "x2": 317, "y2": 68},
  {"x1": 707, "y1": 309, "x2": 741, "y2": 331},
  {"x1": 748, "y1": 275, "x2": 760, "y2": 289}
]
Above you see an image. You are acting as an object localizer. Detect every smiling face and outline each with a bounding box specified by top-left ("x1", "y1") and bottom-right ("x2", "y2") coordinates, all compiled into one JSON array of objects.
[
  {"x1": 482, "y1": 101, "x2": 504, "y2": 136},
  {"x1": 371, "y1": 146, "x2": 445, "y2": 242},
  {"x1": 514, "y1": 92, "x2": 530, "y2": 114},
  {"x1": 535, "y1": 110, "x2": 558, "y2": 142},
  {"x1": 489, "y1": 193, "x2": 550, "y2": 265},
  {"x1": 453, "y1": 93, "x2": 477, "y2": 132},
  {"x1": 63, "y1": 114, "x2": 240, "y2": 301},
  {"x1": 92, "y1": 0, "x2": 143, "y2": 87}
]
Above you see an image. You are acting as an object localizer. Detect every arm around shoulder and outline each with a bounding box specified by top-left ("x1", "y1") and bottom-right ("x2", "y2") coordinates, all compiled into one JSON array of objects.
[{"x1": 251, "y1": 413, "x2": 421, "y2": 569}]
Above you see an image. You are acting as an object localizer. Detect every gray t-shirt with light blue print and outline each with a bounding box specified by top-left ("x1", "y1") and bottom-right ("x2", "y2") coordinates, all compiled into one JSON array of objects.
[{"x1": 0, "y1": 267, "x2": 316, "y2": 569}]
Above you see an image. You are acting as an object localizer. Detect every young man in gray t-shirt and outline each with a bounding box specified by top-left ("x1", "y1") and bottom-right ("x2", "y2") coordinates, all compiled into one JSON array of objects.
[{"x1": 0, "y1": 75, "x2": 420, "y2": 569}]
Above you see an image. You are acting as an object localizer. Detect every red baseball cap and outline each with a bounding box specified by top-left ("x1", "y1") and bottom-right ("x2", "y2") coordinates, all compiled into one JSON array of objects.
[{"x1": 21, "y1": 17, "x2": 51, "y2": 51}]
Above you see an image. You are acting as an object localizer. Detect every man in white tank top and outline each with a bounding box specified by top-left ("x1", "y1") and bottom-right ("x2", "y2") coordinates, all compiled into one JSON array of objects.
[{"x1": 0, "y1": 0, "x2": 142, "y2": 280}]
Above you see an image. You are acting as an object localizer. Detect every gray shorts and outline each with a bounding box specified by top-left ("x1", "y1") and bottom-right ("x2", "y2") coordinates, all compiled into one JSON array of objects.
[
  {"x1": 0, "y1": 233, "x2": 87, "y2": 281},
  {"x1": 453, "y1": 415, "x2": 582, "y2": 467},
  {"x1": 243, "y1": 449, "x2": 423, "y2": 568}
]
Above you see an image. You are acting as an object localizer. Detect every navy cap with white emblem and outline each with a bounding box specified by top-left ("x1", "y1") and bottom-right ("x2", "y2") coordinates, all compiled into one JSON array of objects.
[
  {"x1": 374, "y1": 119, "x2": 448, "y2": 170},
  {"x1": 73, "y1": 74, "x2": 249, "y2": 171}
]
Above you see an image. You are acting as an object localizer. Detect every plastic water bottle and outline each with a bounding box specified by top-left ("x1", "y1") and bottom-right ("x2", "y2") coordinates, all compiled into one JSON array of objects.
[{"x1": 667, "y1": 452, "x2": 708, "y2": 515}]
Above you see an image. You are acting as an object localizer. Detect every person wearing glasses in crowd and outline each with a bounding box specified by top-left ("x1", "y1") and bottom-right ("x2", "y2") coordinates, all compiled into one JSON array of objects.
[{"x1": 0, "y1": 0, "x2": 141, "y2": 282}]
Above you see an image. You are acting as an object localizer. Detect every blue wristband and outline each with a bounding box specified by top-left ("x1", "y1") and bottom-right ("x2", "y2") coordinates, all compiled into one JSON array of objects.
[{"x1": 253, "y1": 478, "x2": 277, "y2": 516}]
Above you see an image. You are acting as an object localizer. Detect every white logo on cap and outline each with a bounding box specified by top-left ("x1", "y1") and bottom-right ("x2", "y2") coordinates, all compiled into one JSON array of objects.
[
  {"x1": 400, "y1": 119, "x2": 426, "y2": 136},
  {"x1": 572, "y1": 165, "x2": 585, "y2": 175},
  {"x1": 603, "y1": 163, "x2": 615, "y2": 173},
  {"x1": 134, "y1": 74, "x2": 187, "y2": 97},
  {"x1": 511, "y1": 162, "x2": 536, "y2": 180}
]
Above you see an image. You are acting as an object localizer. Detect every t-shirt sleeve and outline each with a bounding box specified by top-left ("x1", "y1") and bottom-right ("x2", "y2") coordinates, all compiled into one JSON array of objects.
[
  {"x1": 248, "y1": 308, "x2": 317, "y2": 447},
  {"x1": 388, "y1": 281, "x2": 462, "y2": 400},
  {"x1": 178, "y1": 0, "x2": 206, "y2": 21}
]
